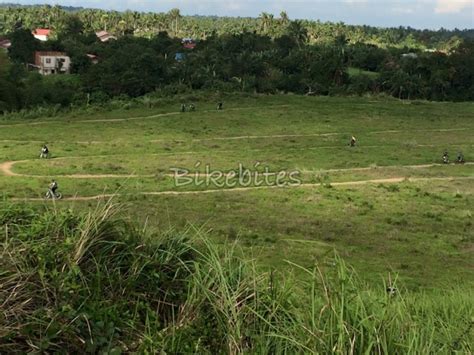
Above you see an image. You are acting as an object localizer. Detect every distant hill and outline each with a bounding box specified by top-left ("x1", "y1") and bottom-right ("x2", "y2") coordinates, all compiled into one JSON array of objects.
[{"x1": 0, "y1": 3, "x2": 84, "y2": 11}]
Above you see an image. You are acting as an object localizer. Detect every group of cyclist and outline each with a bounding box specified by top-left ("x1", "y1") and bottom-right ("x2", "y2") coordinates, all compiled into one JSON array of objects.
[
  {"x1": 443, "y1": 151, "x2": 465, "y2": 164},
  {"x1": 350, "y1": 136, "x2": 465, "y2": 164},
  {"x1": 38, "y1": 111, "x2": 467, "y2": 199},
  {"x1": 181, "y1": 102, "x2": 224, "y2": 112}
]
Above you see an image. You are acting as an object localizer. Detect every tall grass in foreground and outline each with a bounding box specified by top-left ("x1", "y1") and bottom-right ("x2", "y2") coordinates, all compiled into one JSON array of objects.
[{"x1": 1, "y1": 202, "x2": 472, "y2": 353}]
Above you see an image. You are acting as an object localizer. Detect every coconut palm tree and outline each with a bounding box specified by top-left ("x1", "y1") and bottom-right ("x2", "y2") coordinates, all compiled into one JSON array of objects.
[
  {"x1": 280, "y1": 11, "x2": 289, "y2": 25},
  {"x1": 259, "y1": 12, "x2": 274, "y2": 34},
  {"x1": 168, "y1": 8, "x2": 181, "y2": 37},
  {"x1": 100, "y1": 13, "x2": 109, "y2": 32}
]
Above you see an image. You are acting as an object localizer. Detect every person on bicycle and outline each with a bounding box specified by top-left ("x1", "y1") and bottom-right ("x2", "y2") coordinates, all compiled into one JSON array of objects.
[
  {"x1": 457, "y1": 151, "x2": 465, "y2": 164},
  {"x1": 49, "y1": 179, "x2": 58, "y2": 195},
  {"x1": 442, "y1": 151, "x2": 449, "y2": 164},
  {"x1": 40, "y1": 145, "x2": 49, "y2": 158},
  {"x1": 189, "y1": 103, "x2": 196, "y2": 111},
  {"x1": 350, "y1": 136, "x2": 356, "y2": 147}
]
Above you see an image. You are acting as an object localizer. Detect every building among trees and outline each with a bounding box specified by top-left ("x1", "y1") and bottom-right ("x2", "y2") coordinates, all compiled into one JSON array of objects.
[
  {"x1": 182, "y1": 38, "x2": 196, "y2": 49},
  {"x1": 32, "y1": 28, "x2": 51, "y2": 41},
  {"x1": 34, "y1": 51, "x2": 71, "y2": 75},
  {"x1": 95, "y1": 30, "x2": 116, "y2": 42}
]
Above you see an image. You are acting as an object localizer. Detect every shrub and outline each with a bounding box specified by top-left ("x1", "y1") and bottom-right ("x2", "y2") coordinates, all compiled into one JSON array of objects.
[
  {"x1": 1, "y1": 203, "x2": 472, "y2": 353},
  {"x1": 0, "y1": 203, "x2": 195, "y2": 353},
  {"x1": 348, "y1": 74, "x2": 376, "y2": 96}
]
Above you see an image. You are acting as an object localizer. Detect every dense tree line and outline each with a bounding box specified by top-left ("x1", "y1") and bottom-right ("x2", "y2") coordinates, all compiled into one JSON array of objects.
[
  {"x1": 0, "y1": 6, "x2": 473, "y2": 113},
  {"x1": 1, "y1": 4, "x2": 472, "y2": 49}
]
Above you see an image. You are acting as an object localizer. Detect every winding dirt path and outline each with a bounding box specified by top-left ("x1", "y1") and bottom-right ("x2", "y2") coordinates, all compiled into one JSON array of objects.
[
  {"x1": 0, "y1": 161, "x2": 22, "y2": 176},
  {"x1": 1, "y1": 158, "x2": 472, "y2": 179},
  {"x1": 0, "y1": 105, "x2": 290, "y2": 128},
  {"x1": 9, "y1": 176, "x2": 473, "y2": 202},
  {"x1": 2, "y1": 104, "x2": 472, "y2": 201}
]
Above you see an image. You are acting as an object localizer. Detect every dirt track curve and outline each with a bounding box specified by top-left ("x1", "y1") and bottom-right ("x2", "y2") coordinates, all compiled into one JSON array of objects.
[
  {"x1": 0, "y1": 105, "x2": 290, "y2": 128},
  {"x1": 1, "y1": 103, "x2": 472, "y2": 200},
  {"x1": 9, "y1": 176, "x2": 473, "y2": 202},
  {"x1": 1, "y1": 158, "x2": 472, "y2": 179}
]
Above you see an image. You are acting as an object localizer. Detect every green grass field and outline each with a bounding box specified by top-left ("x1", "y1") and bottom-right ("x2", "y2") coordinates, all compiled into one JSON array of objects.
[{"x1": 1, "y1": 94, "x2": 473, "y2": 289}]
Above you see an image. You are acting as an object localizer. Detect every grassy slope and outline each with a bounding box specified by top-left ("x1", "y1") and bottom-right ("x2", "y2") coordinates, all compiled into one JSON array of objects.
[
  {"x1": 2, "y1": 203, "x2": 472, "y2": 353},
  {"x1": 1, "y1": 94, "x2": 473, "y2": 289}
]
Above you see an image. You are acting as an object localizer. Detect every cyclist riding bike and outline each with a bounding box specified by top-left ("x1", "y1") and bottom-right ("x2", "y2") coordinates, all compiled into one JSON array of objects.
[
  {"x1": 350, "y1": 136, "x2": 356, "y2": 147},
  {"x1": 47, "y1": 180, "x2": 59, "y2": 198},
  {"x1": 40, "y1": 145, "x2": 49, "y2": 158},
  {"x1": 442, "y1": 151, "x2": 449, "y2": 164}
]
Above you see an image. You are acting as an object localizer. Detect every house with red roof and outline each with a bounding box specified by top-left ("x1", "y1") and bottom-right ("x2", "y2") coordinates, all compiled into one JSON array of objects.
[
  {"x1": 182, "y1": 38, "x2": 196, "y2": 50},
  {"x1": 32, "y1": 29, "x2": 51, "y2": 41}
]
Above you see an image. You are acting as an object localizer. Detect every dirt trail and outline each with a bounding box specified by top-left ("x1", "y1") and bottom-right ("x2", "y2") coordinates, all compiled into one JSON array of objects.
[
  {"x1": 184, "y1": 128, "x2": 473, "y2": 142},
  {"x1": 188, "y1": 132, "x2": 340, "y2": 141},
  {"x1": 302, "y1": 162, "x2": 474, "y2": 174},
  {"x1": 1, "y1": 158, "x2": 472, "y2": 179},
  {"x1": 369, "y1": 128, "x2": 470, "y2": 134},
  {"x1": 0, "y1": 161, "x2": 22, "y2": 176},
  {"x1": 0, "y1": 105, "x2": 290, "y2": 128},
  {"x1": 10, "y1": 176, "x2": 473, "y2": 202}
]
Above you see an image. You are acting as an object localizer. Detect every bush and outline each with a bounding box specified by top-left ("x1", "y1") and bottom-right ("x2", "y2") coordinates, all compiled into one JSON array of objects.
[
  {"x1": 0, "y1": 203, "x2": 195, "y2": 353},
  {"x1": 348, "y1": 74, "x2": 376, "y2": 95},
  {"x1": 88, "y1": 91, "x2": 110, "y2": 105},
  {"x1": 155, "y1": 83, "x2": 191, "y2": 97},
  {"x1": 1, "y1": 203, "x2": 472, "y2": 353}
]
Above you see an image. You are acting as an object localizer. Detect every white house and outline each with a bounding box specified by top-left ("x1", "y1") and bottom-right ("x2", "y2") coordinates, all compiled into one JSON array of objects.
[
  {"x1": 34, "y1": 51, "x2": 71, "y2": 75},
  {"x1": 32, "y1": 29, "x2": 52, "y2": 41}
]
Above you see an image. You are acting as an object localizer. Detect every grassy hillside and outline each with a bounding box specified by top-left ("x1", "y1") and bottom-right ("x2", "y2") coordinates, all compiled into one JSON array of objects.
[
  {"x1": 1, "y1": 202, "x2": 473, "y2": 353},
  {"x1": 1, "y1": 94, "x2": 473, "y2": 290}
]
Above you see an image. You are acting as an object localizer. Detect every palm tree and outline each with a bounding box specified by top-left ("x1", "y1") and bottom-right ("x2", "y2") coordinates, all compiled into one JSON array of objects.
[
  {"x1": 118, "y1": 20, "x2": 127, "y2": 35},
  {"x1": 100, "y1": 13, "x2": 109, "y2": 31},
  {"x1": 287, "y1": 21, "x2": 308, "y2": 48},
  {"x1": 280, "y1": 11, "x2": 289, "y2": 25},
  {"x1": 168, "y1": 8, "x2": 181, "y2": 37},
  {"x1": 259, "y1": 12, "x2": 273, "y2": 34}
]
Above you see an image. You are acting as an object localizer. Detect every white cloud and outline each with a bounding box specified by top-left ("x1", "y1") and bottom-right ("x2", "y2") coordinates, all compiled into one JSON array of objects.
[{"x1": 435, "y1": 0, "x2": 472, "y2": 14}]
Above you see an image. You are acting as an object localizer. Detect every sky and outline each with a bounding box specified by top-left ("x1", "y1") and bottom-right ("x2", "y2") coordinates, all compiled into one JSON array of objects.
[{"x1": 2, "y1": 0, "x2": 473, "y2": 30}]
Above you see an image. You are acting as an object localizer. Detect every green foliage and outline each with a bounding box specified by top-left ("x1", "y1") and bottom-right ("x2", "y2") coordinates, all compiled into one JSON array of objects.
[
  {"x1": 1, "y1": 203, "x2": 472, "y2": 353},
  {"x1": 1, "y1": 6, "x2": 474, "y2": 114},
  {"x1": 1, "y1": 4, "x2": 473, "y2": 47},
  {"x1": 8, "y1": 28, "x2": 39, "y2": 64},
  {"x1": 0, "y1": 202, "x2": 196, "y2": 353}
]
